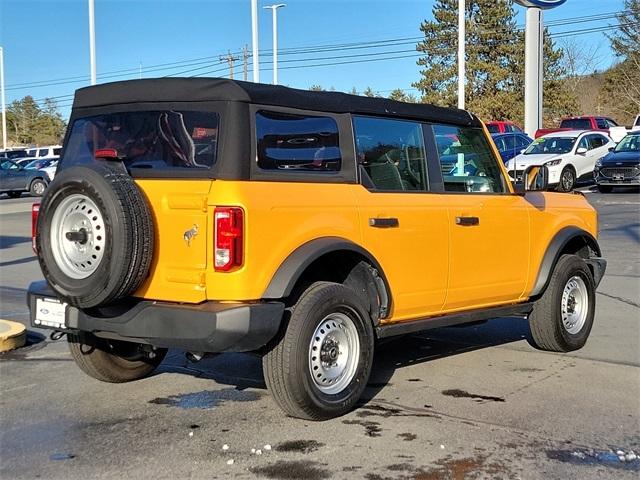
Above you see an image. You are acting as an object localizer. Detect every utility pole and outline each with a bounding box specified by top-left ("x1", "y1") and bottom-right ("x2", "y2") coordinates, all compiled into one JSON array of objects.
[
  {"x1": 251, "y1": 0, "x2": 259, "y2": 82},
  {"x1": 0, "y1": 47, "x2": 6, "y2": 150},
  {"x1": 88, "y1": 0, "x2": 96, "y2": 85},
  {"x1": 457, "y1": 0, "x2": 465, "y2": 110},
  {"x1": 263, "y1": 4, "x2": 286, "y2": 85},
  {"x1": 220, "y1": 50, "x2": 239, "y2": 79},
  {"x1": 242, "y1": 45, "x2": 249, "y2": 81}
]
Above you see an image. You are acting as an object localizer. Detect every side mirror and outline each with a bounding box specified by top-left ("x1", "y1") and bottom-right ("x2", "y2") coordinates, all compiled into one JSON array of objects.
[
  {"x1": 608, "y1": 146, "x2": 615, "y2": 152},
  {"x1": 515, "y1": 165, "x2": 548, "y2": 195},
  {"x1": 576, "y1": 147, "x2": 588, "y2": 155}
]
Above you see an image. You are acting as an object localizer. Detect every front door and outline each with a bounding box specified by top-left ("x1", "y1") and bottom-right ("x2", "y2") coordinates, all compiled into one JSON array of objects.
[
  {"x1": 430, "y1": 124, "x2": 530, "y2": 312},
  {"x1": 352, "y1": 116, "x2": 449, "y2": 322}
]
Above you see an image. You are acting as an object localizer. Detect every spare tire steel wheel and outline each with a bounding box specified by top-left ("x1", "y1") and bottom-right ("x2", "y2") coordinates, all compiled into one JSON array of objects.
[{"x1": 36, "y1": 164, "x2": 154, "y2": 308}]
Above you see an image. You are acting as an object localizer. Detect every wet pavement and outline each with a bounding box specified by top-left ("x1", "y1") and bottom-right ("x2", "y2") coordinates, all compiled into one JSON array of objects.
[{"x1": 1, "y1": 190, "x2": 639, "y2": 479}]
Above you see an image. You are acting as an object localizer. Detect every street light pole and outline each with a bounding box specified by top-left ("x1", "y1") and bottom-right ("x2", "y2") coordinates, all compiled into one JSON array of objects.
[
  {"x1": 0, "y1": 47, "x2": 6, "y2": 150},
  {"x1": 263, "y1": 4, "x2": 286, "y2": 85},
  {"x1": 88, "y1": 0, "x2": 96, "y2": 85},
  {"x1": 251, "y1": 0, "x2": 259, "y2": 83},
  {"x1": 457, "y1": 0, "x2": 465, "y2": 110}
]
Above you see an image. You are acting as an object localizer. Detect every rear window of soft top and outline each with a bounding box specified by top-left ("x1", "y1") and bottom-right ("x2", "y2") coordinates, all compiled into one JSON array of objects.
[{"x1": 61, "y1": 110, "x2": 219, "y2": 172}]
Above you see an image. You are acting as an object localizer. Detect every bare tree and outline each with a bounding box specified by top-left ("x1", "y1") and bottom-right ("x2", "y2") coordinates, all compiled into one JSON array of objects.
[{"x1": 560, "y1": 37, "x2": 603, "y2": 96}]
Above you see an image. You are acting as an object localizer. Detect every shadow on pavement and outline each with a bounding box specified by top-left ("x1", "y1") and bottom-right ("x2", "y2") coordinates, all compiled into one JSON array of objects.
[{"x1": 155, "y1": 316, "x2": 533, "y2": 403}]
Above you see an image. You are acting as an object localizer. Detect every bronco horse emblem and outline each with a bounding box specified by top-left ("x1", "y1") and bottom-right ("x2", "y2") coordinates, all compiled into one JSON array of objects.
[{"x1": 183, "y1": 224, "x2": 199, "y2": 246}]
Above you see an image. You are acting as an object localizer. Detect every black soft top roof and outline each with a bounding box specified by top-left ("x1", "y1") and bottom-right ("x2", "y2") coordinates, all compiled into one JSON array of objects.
[{"x1": 72, "y1": 77, "x2": 478, "y2": 126}]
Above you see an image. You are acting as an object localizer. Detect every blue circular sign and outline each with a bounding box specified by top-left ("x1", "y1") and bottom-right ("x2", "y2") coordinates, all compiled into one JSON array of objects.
[{"x1": 514, "y1": 0, "x2": 567, "y2": 8}]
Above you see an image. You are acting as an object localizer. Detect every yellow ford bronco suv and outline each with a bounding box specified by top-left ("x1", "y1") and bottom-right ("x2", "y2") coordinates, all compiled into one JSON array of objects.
[{"x1": 28, "y1": 78, "x2": 606, "y2": 420}]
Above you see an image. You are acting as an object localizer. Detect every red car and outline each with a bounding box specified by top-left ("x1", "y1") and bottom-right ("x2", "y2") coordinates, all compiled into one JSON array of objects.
[
  {"x1": 485, "y1": 121, "x2": 524, "y2": 134},
  {"x1": 535, "y1": 116, "x2": 618, "y2": 138}
]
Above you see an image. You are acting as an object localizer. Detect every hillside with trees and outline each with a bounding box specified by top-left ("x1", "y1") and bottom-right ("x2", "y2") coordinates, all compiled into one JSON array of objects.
[{"x1": 3, "y1": 96, "x2": 66, "y2": 147}]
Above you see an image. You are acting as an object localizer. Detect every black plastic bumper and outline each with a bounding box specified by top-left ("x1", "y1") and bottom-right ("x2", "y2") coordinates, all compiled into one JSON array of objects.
[{"x1": 27, "y1": 281, "x2": 284, "y2": 353}]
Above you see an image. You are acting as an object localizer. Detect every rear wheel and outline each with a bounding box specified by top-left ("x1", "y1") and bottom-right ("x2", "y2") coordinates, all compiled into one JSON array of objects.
[
  {"x1": 597, "y1": 185, "x2": 613, "y2": 193},
  {"x1": 557, "y1": 167, "x2": 576, "y2": 192},
  {"x1": 263, "y1": 282, "x2": 374, "y2": 420},
  {"x1": 529, "y1": 255, "x2": 595, "y2": 352},
  {"x1": 29, "y1": 178, "x2": 47, "y2": 196},
  {"x1": 68, "y1": 333, "x2": 166, "y2": 383}
]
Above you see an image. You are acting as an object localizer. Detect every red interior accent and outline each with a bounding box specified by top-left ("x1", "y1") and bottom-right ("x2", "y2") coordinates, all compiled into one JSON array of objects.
[{"x1": 94, "y1": 148, "x2": 119, "y2": 159}]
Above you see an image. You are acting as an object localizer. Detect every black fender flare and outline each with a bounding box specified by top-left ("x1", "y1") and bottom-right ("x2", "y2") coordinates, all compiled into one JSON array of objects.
[
  {"x1": 262, "y1": 237, "x2": 391, "y2": 318},
  {"x1": 530, "y1": 226, "x2": 602, "y2": 297}
]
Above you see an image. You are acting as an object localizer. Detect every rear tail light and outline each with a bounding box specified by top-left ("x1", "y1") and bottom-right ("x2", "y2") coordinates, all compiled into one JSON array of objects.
[
  {"x1": 214, "y1": 207, "x2": 244, "y2": 272},
  {"x1": 32, "y1": 203, "x2": 40, "y2": 253}
]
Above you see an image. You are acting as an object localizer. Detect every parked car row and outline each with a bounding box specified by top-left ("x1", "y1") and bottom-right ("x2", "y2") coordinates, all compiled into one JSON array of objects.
[{"x1": 487, "y1": 114, "x2": 640, "y2": 193}]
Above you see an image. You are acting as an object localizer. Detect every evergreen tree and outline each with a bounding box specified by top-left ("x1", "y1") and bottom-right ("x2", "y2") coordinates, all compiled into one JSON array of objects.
[
  {"x1": 413, "y1": 0, "x2": 576, "y2": 126},
  {"x1": 5, "y1": 96, "x2": 66, "y2": 146},
  {"x1": 388, "y1": 88, "x2": 417, "y2": 103}
]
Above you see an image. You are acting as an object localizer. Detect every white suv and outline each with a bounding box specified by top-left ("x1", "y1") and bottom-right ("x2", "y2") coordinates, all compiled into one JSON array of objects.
[
  {"x1": 25, "y1": 145, "x2": 62, "y2": 158},
  {"x1": 507, "y1": 130, "x2": 614, "y2": 191}
]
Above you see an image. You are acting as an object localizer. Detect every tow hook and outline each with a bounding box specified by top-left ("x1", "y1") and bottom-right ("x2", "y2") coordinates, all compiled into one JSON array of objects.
[{"x1": 50, "y1": 330, "x2": 67, "y2": 341}]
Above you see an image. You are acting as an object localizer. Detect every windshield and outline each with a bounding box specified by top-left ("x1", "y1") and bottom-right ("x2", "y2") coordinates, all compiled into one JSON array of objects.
[
  {"x1": 614, "y1": 134, "x2": 640, "y2": 153},
  {"x1": 560, "y1": 118, "x2": 591, "y2": 130},
  {"x1": 25, "y1": 159, "x2": 54, "y2": 169},
  {"x1": 61, "y1": 110, "x2": 219, "y2": 171},
  {"x1": 524, "y1": 137, "x2": 576, "y2": 155}
]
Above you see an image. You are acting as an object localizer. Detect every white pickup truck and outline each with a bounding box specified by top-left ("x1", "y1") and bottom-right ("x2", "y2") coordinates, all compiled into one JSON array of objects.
[{"x1": 609, "y1": 114, "x2": 640, "y2": 143}]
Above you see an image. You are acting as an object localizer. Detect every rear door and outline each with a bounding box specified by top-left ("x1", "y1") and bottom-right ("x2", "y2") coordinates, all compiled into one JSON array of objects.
[
  {"x1": 353, "y1": 116, "x2": 449, "y2": 321},
  {"x1": 59, "y1": 109, "x2": 219, "y2": 303},
  {"x1": 429, "y1": 124, "x2": 530, "y2": 311}
]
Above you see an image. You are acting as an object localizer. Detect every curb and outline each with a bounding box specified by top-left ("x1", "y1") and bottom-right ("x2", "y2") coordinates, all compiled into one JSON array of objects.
[{"x1": 0, "y1": 320, "x2": 27, "y2": 352}]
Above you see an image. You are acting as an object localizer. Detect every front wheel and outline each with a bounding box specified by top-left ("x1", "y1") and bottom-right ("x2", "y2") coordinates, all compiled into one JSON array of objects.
[
  {"x1": 29, "y1": 178, "x2": 47, "y2": 196},
  {"x1": 528, "y1": 255, "x2": 596, "y2": 352},
  {"x1": 68, "y1": 333, "x2": 167, "y2": 383},
  {"x1": 263, "y1": 282, "x2": 374, "y2": 420},
  {"x1": 557, "y1": 167, "x2": 576, "y2": 192}
]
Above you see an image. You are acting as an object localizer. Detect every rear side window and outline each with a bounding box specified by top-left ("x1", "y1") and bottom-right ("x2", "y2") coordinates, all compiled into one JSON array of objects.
[
  {"x1": 432, "y1": 124, "x2": 506, "y2": 193},
  {"x1": 61, "y1": 111, "x2": 219, "y2": 171},
  {"x1": 53, "y1": 148, "x2": 62, "y2": 156},
  {"x1": 353, "y1": 116, "x2": 428, "y2": 192},
  {"x1": 486, "y1": 124, "x2": 499, "y2": 134},
  {"x1": 596, "y1": 118, "x2": 608, "y2": 129},
  {"x1": 560, "y1": 118, "x2": 591, "y2": 130},
  {"x1": 256, "y1": 110, "x2": 341, "y2": 171}
]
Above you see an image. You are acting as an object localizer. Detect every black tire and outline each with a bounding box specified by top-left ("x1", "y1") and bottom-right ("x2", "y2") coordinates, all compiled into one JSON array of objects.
[
  {"x1": 262, "y1": 282, "x2": 375, "y2": 420},
  {"x1": 528, "y1": 254, "x2": 596, "y2": 352},
  {"x1": 6, "y1": 191, "x2": 22, "y2": 198},
  {"x1": 36, "y1": 164, "x2": 154, "y2": 308},
  {"x1": 597, "y1": 185, "x2": 613, "y2": 193},
  {"x1": 29, "y1": 178, "x2": 47, "y2": 197},
  {"x1": 68, "y1": 333, "x2": 166, "y2": 383},
  {"x1": 557, "y1": 166, "x2": 576, "y2": 192}
]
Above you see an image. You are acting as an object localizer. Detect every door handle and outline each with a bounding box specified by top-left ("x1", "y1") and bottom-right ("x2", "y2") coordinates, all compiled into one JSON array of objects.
[
  {"x1": 455, "y1": 216, "x2": 479, "y2": 226},
  {"x1": 369, "y1": 217, "x2": 399, "y2": 228}
]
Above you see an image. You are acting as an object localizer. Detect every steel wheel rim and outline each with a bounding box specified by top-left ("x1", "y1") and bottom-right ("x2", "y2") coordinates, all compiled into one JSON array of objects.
[
  {"x1": 50, "y1": 194, "x2": 106, "y2": 279},
  {"x1": 561, "y1": 275, "x2": 589, "y2": 334},
  {"x1": 33, "y1": 181, "x2": 46, "y2": 195},
  {"x1": 309, "y1": 310, "x2": 361, "y2": 395},
  {"x1": 561, "y1": 170, "x2": 574, "y2": 191}
]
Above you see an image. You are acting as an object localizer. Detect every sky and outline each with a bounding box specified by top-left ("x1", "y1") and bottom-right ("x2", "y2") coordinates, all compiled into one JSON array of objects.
[{"x1": 0, "y1": 0, "x2": 628, "y2": 119}]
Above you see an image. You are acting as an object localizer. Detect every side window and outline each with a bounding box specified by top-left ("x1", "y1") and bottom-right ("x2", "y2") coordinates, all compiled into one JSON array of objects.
[
  {"x1": 516, "y1": 136, "x2": 530, "y2": 149},
  {"x1": 256, "y1": 110, "x2": 341, "y2": 171},
  {"x1": 577, "y1": 136, "x2": 589, "y2": 151},
  {"x1": 590, "y1": 135, "x2": 607, "y2": 149},
  {"x1": 606, "y1": 118, "x2": 618, "y2": 128},
  {"x1": 53, "y1": 148, "x2": 62, "y2": 156},
  {"x1": 503, "y1": 135, "x2": 517, "y2": 150},
  {"x1": 596, "y1": 118, "x2": 608, "y2": 129},
  {"x1": 38, "y1": 150, "x2": 48, "y2": 157},
  {"x1": 493, "y1": 137, "x2": 505, "y2": 151},
  {"x1": 432, "y1": 124, "x2": 506, "y2": 193},
  {"x1": 353, "y1": 116, "x2": 428, "y2": 192},
  {"x1": 513, "y1": 124, "x2": 524, "y2": 133}
]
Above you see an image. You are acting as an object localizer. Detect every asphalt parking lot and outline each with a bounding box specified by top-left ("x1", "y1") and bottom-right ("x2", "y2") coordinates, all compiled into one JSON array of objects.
[{"x1": 1, "y1": 189, "x2": 639, "y2": 480}]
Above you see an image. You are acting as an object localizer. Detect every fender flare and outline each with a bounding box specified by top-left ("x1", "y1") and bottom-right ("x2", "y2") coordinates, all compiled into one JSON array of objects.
[
  {"x1": 262, "y1": 237, "x2": 391, "y2": 316},
  {"x1": 530, "y1": 226, "x2": 601, "y2": 297}
]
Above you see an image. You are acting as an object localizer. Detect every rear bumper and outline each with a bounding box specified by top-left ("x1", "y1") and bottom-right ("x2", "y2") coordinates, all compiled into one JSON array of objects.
[{"x1": 27, "y1": 281, "x2": 284, "y2": 353}]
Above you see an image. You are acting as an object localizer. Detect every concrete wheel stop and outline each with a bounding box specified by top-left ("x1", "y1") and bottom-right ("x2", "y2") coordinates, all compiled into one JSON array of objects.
[{"x1": 0, "y1": 320, "x2": 27, "y2": 352}]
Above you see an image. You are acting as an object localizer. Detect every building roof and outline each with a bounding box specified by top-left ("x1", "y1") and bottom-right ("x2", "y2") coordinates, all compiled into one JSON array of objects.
[{"x1": 72, "y1": 77, "x2": 479, "y2": 127}]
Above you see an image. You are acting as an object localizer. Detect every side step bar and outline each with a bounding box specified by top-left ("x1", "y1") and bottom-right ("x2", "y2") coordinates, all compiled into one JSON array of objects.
[{"x1": 376, "y1": 303, "x2": 534, "y2": 339}]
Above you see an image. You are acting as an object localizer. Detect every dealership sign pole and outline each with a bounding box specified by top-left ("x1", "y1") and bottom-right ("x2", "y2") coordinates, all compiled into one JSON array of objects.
[
  {"x1": 458, "y1": 0, "x2": 465, "y2": 110},
  {"x1": 514, "y1": 0, "x2": 567, "y2": 137},
  {"x1": 0, "y1": 47, "x2": 6, "y2": 150}
]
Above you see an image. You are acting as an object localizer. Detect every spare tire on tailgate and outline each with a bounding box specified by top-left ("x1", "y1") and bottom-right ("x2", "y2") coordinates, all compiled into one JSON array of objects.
[{"x1": 36, "y1": 164, "x2": 154, "y2": 309}]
